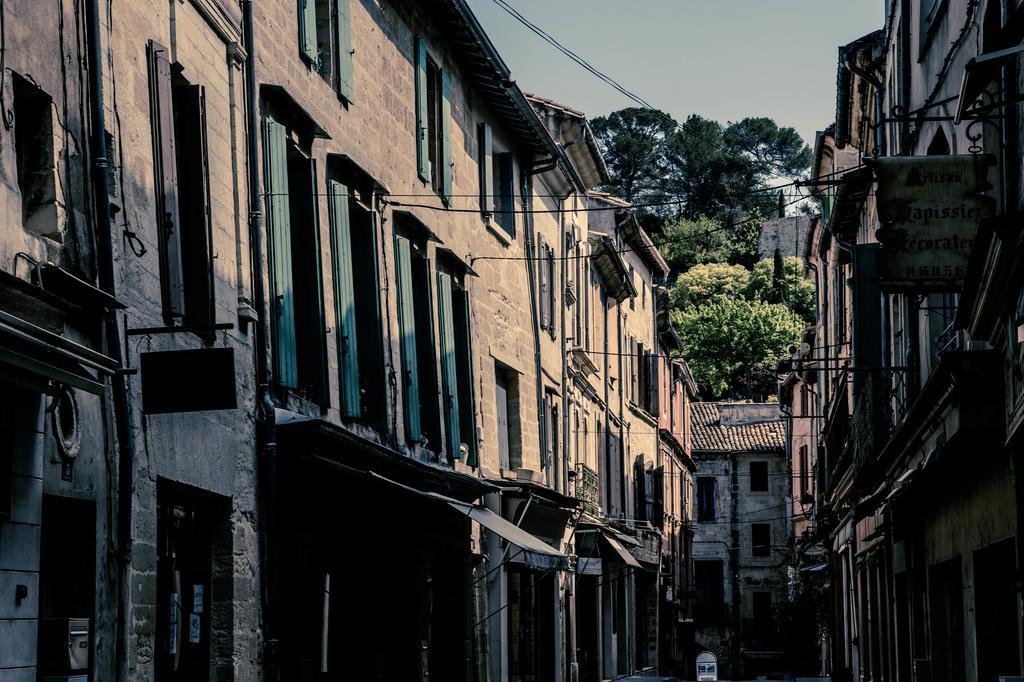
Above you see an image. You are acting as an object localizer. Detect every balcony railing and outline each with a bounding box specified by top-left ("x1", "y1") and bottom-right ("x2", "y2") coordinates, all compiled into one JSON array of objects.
[{"x1": 575, "y1": 463, "x2": 601, "y2": 517}]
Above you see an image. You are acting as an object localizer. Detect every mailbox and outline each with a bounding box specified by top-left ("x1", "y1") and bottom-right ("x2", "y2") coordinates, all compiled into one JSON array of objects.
[{"x1": 39, "y1": 618, "x2": 90, "y2": 676}]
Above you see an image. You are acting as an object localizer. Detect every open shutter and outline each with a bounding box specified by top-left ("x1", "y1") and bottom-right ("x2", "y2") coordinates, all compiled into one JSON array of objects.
[
  {"x1": 414, "y1": 38, "x2": 429, "y2": 182},
  {"x1": 649, "y1": 351, "x2": 659, "y2": 415},
  {"x1": 147, "y1": 41, "x2": 184, "y2": 320},
  {"x1": 335, "y1": 0, "x2": 354, "y2": 102},
  {"x1": 394, "y1": 234, "x2": 421, "y2": 441},
  {"x1": 538, "y1": 234, "x2": 550, "y2": 331},
  {"x1": 546, "y1": 244, "x2": 556, "y2": 339},
  {"x1": 652, "y1": 466, "x2": 665, "y2": 527},
  {"x1": 309, "y1": 159, "x2": 331, "y2": 407},
  {"x1": 329, "y1": 179, "x2": 360, "y2": 417},
  {"x1": 174, "y1": 83, "x2": 215, "y2": 332},
  {"x1": 299, "y1": 0, "x2": 318, "y2": 62},
  {"x1": 437, "y1": 270, "x2": 461, "y2": 459},
  {"x1": 478, "y1": 122, "x2": 494, "y2": 216},
  {"x1": 440, "y1": 68, "x2": 453, "y2": 205},
  {"x1": 540, "y1": 393, "x2": 550, "y2": 468},
  {"x1": 263, "y1": 118, "x2": 298, "y2": 388}
]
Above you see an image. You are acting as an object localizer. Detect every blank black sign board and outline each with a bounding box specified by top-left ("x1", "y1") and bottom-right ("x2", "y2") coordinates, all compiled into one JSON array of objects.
[{"x1": 141, "y1": 348, "x2": 237, "y2": 414}]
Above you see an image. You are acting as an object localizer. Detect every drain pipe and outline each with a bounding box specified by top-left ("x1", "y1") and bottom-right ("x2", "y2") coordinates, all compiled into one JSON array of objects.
[
  {"x1": 241, "y1": 2, "x2": 281, "y2": 678},
  {"x1": 522, "y1": 156, "x2": 558, "y2": 476},
  {"x1": 84, "y1": 1, "x2": 135, "y2": 679}
]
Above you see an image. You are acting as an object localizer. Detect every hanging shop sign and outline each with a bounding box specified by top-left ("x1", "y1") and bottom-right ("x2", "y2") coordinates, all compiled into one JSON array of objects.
[{"x1": 873, "y1": 154, "x2": 996, "y2": 291}]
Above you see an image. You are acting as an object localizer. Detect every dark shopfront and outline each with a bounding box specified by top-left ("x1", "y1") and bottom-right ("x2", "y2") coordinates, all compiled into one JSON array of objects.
[{"x1": 276, "y1": 417, "x2": 492, "y2": 681}]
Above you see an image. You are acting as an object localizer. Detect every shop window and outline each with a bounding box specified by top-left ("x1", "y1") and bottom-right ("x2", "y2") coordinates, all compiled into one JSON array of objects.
[
  {"x1": 749, "y1": 461, "x2": 769, "y2": 492},
  {"x1": 147, "y1": 42, "x2": 216, "y2": 333},
  {"x1": 394, "y1": 228, "x2": 441, "y2": 448},
  {"x1": 13, "y1": 75, "x2": 60, "y2": 239},
  {"x1": 327, "y1": 176, "x2": 385, "y2": 427},
  {"x1": 495, "y1": 363, "x2": 521, "y2": 470},
  {"x1": 263, "y1": 116, "x2": 330, "y2": 406},
  {"x1": 751, "y1": 523, "x2": 771, "y2": 557},
  {"x1": 697, "y1": 477, "x2": 715, "y2": 522},
  {"x1": 415, "y1": 38, "x2": 451, "y2": 202}
]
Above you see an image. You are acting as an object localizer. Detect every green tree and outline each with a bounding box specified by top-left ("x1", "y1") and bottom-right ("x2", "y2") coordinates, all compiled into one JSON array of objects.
[
  {"x1": 590, "y1": 108, "x2": 674, "y2": 206},
  {"x1": 674, "y1": 298, "x2": 804, "y2": 399},
  {"x1": 670, "y1": 262, "x2": 750, "y2": 309},
  {"x1": 659, "y1": 216, "x2": 727, "y2": 272},
  {"x1": 747, "y1": 256, "x2": 816, "y2": 323}
]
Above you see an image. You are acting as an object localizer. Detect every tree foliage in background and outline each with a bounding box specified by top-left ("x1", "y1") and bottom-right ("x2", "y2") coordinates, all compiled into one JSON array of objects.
[{"x1": 747, "y1": 255, "x2": 816, "y2": 323}]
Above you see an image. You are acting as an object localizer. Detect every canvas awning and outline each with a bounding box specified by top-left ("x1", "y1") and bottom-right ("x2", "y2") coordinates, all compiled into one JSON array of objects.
[{"x1": 601, "y1": 531, "x2": 642, "y2": 569}]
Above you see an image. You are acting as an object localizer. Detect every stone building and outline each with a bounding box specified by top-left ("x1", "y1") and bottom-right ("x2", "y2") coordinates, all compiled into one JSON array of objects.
[
  {"x1": 690, "y1": 401, "x2": 790, "y2": 679},
  {"x1": 803, "y1": 1, "x2": 1024, "y2": 680}
]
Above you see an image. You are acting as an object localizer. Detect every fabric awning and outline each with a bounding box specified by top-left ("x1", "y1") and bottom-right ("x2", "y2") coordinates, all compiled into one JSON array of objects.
[
  {"x1": 366, "y1": 471, "x2": 568, "y2": 571},
  {"x1": 601, "y1": 531, "x2": 642, "y2": 569}
]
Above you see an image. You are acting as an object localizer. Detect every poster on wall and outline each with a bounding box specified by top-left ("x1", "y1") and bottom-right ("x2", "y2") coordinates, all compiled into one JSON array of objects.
[{"x1": 873, "y1": 154, "x2": 996, "y2": 291}]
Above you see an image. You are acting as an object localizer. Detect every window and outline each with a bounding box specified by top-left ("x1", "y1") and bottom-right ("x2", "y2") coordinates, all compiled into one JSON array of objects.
[
  {"x1": 919, "y1": 0, "x2": 947, "y2": 57},
  {"x1": 799, "y1": 445, "x2": 811, "y2": 502},
  {"x1": 694, "y1": 560, "x2": 725, "y2": 623},
  {"x1": 538, "y1": 234, "x2": 556, "y2": 338},
  {"x1": 415, "y1": 38, "x2": 451, "y2": 202},
  {"x1": 478, "y1": 123, "x2": 515, "y2": 236},
  {"x1": 752, "y1": 523, "x2": 771, "y2": 557},
  {"x1": 495, "y1": 364, "x2": 521, "y2": 470},
  {"x1": 147, "y1": 42, "x2": 216, "y2": 332},
  {"x1": 749, "y1": 461, "x2": 769, "y2": 492},
  {"x1": 697, "y1": 477, "x2": 715, "y2": 522},
  {"x1": 394, "y1": 227, "x2": 441, "y2": 447},
  {"x1": 542, "y1": 390, "x2": 558, "y2": 472},
  {"x1": 13, "y1": 75, "x2": 59, "y2": 239},
  {"x1": 298, "y1": 0, "x2": 354, "y2": 102},
  {"x1": 437, "y1": 264, "x2": 476, "y2": 463},
  {"x1": 263, "y1": 115, "x2": 330, "y2": 406},
  {"x1": 327, "y1": 174, "x2": 385, "y2": 427}
]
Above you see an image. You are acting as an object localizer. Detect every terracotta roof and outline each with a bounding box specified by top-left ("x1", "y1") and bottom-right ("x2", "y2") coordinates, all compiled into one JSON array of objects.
[{"x1": 691, "y1": 402, "x2": 786, "y2": 454}]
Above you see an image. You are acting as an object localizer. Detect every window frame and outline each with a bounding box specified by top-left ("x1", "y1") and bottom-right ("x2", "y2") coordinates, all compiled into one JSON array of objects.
[{"x1": 751, "y1": 522, "x2": 771, "y2": 558}]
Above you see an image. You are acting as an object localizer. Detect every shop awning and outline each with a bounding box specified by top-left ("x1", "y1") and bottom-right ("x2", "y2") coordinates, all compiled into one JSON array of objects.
[
  {"x1": 601, "y1": 531, "x2": 642, "y2": 569},
  {"x1": 366, "y1": 471, "x2": 569, "y2": 571}
]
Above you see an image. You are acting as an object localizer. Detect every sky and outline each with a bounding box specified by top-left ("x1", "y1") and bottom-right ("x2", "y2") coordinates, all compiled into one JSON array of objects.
[{"x1": 463, "y1": 0, "x2": 886, "y2": 150}]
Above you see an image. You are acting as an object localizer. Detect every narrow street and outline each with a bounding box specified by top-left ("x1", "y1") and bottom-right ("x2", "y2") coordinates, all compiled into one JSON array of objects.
[{"x1": 0, "y1": 0, "x2": 1022, "y2": 681}]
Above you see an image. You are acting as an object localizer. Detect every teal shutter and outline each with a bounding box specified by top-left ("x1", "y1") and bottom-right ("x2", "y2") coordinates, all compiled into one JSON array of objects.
[
  {"x1": 308, "y1": 158, "x2": 331, "y2": 407},
  {"x1": 437, "y1": 271, "x2": 461, "y2": 459},
  {"x1": 335, "y1": 0, "x2": 354, "y2": 102},
  {"x1": 394, "y1": 234, "x2": 421, "y2": 441},
  {"x1": 329, "y1": 179, "x2": 360, "y2": 417},
  {"x1": 440, "y1": 68, "x2": 453, "y2": 204},
  {"x1": 263, "y1": 118, "x2": 298, "y2": 388},
  {"x1": 457, "y1": 296, "x2": 478, "y2": 467},
  {"x1": 299, "y1": 0, "x2": 318, "y2": 62},
  {"x1": 478, "y1": 122, "x2": 493, "y2": 216},
  {"x1": 415, "y1": 38, "x2": 429, "y2": 182}
]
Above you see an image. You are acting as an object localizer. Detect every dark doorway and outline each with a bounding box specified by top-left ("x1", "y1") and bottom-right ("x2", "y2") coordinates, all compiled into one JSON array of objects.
[
  {"x1": 508, "y1": 564, "x2": 556, "y2": 682},
  {"x1": 927, "y1": 557, "x2": 964, "y2": 682},
  {"x1": 974, "y1": 538, "x2": 1021, "y2": 681}
]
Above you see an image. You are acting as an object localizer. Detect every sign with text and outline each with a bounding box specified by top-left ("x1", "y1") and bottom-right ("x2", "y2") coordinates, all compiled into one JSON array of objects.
[{"x1": 874, "y1": 154, "x2": 996, "y2": 291}]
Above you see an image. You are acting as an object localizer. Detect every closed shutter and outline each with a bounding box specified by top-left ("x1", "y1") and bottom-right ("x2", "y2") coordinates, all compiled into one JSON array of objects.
[
  {"x1": 634, "y1": 456, "x2": 646, "y2": 521},
  {"x1": 652, "y1": 466, "x2": 665, "y2": 527},
  {"x1": 414, "y1": 38, "x2": 429, "y2": 182},
  {"x1": 394, "y1": 234, "x2": 421, "y2": 441},
  {"x1": 538, "y1": 234, "x2": 550, "y2": 331},
  {"x1": 495, "y1": 371, "x2": 510, "y2": 470},
  {"x1": 546, "y1": 244, "x2": 556, "y2": 339},
  {"x1": 335, "y1": 0, "x2": 354, "y2": 102},
  {"x1": 648, "y1": 350, "x2": 658, "y2": 414},
  {"x1": 478, "y1": 122, "x2": 493, "y2": 216},
  {"x1": 262, "y1": 118, "x2": 298, "y2": 388},
  {"x1": 437, "y1": 270, "x2": 461, "y2": 459},
  {"x1": 540, "y1": 393, "x2": 550, "y2": 468},
  {"x1": 329, "y1": 179, "x2": 360, "y2": 418},
  {"x1": 298, "y1": 0, "x2": 318, "y2": 62},
  {"x1": 173, "y1": 83, "x2": 215, "y2": 332},
  {"x1": 440, "y1": 68, "x2": 453, "y2": 204},
  {"x1": 147, "y1": 40, "x2": 184, "y2": 320}
]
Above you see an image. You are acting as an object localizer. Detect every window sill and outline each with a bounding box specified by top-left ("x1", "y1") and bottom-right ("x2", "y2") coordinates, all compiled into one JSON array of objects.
[{"x1": 485, "y1": 220, "x2": 513, "y2": 247}]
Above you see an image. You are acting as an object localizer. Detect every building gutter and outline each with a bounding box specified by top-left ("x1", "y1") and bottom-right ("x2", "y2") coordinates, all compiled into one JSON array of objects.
[
  {"x1": 84, "y1": 1, "x2": 135, "y2": 678},
  {"x1": 241, "y1": 2, "x2": 281, "y2": 678}
]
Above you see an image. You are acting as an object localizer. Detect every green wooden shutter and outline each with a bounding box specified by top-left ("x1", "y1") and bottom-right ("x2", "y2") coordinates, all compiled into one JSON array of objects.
[
  {"x1": 540, "y1": 393, "x2": 549, "y2": 468},
  {"x1": 415, "y1": 38, "x2": 429, "y2": 182},
  {"x1": 335, "y1": 0, "x2": 354, "y2": 102},
  {"x1": 437, "y1": 271, "x2": 461, "y2": 459},
  {"x1": 329, "y1": 179, "x2": 360, "y2": 417},
  {"x1": 299, "y1": 0, "x2": 318, "y2": 62},
  {"x1": 146, "y1": 41, "x2": 184, "y2": 320},
  {"x1": 263, "y1": 118, "x2": 298, "y2": 388},
  {"x1": 394, "y1": 234, "x2": 421, "y2": 441},
  {"x1": 538, "y1": 234, "x2": 550, "y2": 331},
  {"x1": 478, "y1": 122, "x2": 493, "y2": 216},
  {"x1": 309, "y1": 158, "x2": 331, "y2": 407},
  {"x1": 440, "y1": 68, "x2": 453, "y2": 205}
]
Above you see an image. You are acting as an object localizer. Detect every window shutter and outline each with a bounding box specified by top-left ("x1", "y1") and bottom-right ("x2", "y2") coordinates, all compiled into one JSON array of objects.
[
  {"x1": 394, "y1": 234, "x2": 421, "y2": 441},
  {"x1": 309, "y1": 159, "x2": 331, "y2": 407},
  {"x1": 335, "y1": 0, "x2": 354, "y2": 102},
  {"x1": 478, "y1": 122, "x2": 493, "y2": 216},
  {"x1": 414, "y1": 38, "x2": 429, "y2": 182},
  {"x1": 262, "y1": 118, "x2": 298, "y2": 388},
  {"x1": 538, "y1": 234, "x2": 550, "y2": 331},
  {"x1": 440, "y1": 68, "x2": 453, "y2": 205},
  {"x1": 437, "y1": 270, "x2": 461, "y2": 459},
  {"x1": 174, "y1": 83, "x2": 215, "y2": 332},
  {"x1": 329, "y1": 179, "x2": 360, "y2": 418},
  {"x1": 299, "y1": 0, "x2": 318, "y2": 62},
  {"x1": 147, "y1": 41, "x2": 184, "y2": 320},
  {"x1": 546, "y1": 244, "x2": 556, "y2": 339},
  {"x1": 540, "y1": 393, "x2": 550, "y2": 468}
]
